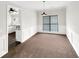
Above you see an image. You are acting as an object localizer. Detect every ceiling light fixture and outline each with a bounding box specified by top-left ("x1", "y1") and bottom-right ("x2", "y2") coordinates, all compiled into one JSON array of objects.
[
  {"x1": 41, "y1": 1, "x2": 47, "y2": 15},
  {"x1": 9, "y1": 8, "x2": 17, "y2": 13}
]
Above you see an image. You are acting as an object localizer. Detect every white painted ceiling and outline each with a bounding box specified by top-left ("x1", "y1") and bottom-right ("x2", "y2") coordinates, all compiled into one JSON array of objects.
[{"x1": 10, "y1": 1, "x2": 72, "y2": 11}]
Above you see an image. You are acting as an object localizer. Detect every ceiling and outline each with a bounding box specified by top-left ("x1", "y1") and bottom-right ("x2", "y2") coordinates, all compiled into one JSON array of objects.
[{"x1": 10, "y1": 1, "x2": 72, "y2": 11}]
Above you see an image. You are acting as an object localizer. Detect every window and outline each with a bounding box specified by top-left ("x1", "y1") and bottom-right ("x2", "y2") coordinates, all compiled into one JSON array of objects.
[{"x1": 43, "y1": 15, "x2": 58, "y2": 32}]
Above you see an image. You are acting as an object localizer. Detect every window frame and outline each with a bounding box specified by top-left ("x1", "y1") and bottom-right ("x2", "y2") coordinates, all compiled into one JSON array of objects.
[{"x1": 43, "y1": 15, "x2": 58, "y2": 32}]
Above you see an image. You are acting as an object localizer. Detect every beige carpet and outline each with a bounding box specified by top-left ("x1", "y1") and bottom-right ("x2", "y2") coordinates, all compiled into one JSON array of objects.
[{"x1": 3, "y1": 33, "x2": 78, "y2": 58}]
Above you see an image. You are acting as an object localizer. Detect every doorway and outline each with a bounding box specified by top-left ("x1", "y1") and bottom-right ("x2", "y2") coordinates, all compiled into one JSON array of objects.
[{"x1": 7, "y1": 5, "x2": 21, "y2": 49}]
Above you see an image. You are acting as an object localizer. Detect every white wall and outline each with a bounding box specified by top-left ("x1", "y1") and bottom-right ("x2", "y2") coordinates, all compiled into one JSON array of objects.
[
  {"x1": 0, "y1": 2, "x2": 8, "y2": 57},
  {"x1": 20, "y1": 9, "x2": 37, "y2": 42},
  {"x1": 0, "y1": 1, "x2": 37, "y2": 57},
  {"x1": 37, "y1": 8, "x2": 66, "y2": 34},
  {"x1": 66, "y1": 2, "x2": 79, "y2": 56},
  {"x1": 6, "y1": 2, "x2": 37, "y2": 42}
]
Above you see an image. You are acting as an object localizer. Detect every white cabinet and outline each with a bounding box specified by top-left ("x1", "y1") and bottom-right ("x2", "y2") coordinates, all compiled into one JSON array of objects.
[{"x1": 16, "y1": 30, "x2": 22, "y2": 42}]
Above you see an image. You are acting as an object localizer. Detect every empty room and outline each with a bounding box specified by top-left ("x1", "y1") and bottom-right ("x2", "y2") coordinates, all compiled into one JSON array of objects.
[{"x1": 0, "y1": 0, "x2": 79, "y2": 58}]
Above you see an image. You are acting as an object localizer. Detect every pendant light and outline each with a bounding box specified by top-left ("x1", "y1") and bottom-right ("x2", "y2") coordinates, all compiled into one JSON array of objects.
[
  {"x1": 41, "y1": 1, "x2": 47, "y2": 15},
  {"x1": 9, "y1": 8, "x2": 17, "y2": 13}
]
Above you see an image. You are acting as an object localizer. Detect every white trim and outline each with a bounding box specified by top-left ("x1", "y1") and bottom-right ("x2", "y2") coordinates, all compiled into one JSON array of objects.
[
  {"x1": 0, "y1": 50, "x2": 8, "y2": 57},
  {"x1": 66, "y1": 28, "x2": 79, "y2": 57},
  {"x1": 38, "y1": 31, "x2": 66, "y2": 35},
  {"x1": 67, "y1": 34, "x2": 79, "y2": 57}
]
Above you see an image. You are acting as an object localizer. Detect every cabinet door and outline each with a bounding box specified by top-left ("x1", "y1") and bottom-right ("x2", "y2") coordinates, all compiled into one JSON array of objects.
[{"x1": 16, "y1": 30, "x2": 22, "y2": 42}]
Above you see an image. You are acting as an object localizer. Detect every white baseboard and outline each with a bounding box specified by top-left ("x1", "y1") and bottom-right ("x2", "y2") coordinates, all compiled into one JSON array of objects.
[
  {"x1": 38, "y1": 31, "x2": 66, "y2": 35},
  {"x1": 66, "y1": 33, "x2": 79, "y2": 57},
  {"x1": 0, "y1": 50, "x2": 8, "y2": 57},
  {"x1": 71, "y1": 42, "x2": 79, "y2": 57}
]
